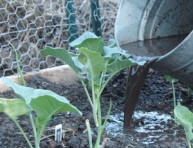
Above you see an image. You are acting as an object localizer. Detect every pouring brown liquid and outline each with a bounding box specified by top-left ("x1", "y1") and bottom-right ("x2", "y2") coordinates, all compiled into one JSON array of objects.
[{"x1": 121, "y1": 35, "x2": 188, "y2": 128}]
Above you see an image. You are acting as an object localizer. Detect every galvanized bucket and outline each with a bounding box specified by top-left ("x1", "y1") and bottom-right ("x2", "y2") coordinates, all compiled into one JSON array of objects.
[{"x1": 115, "y1": 0, "x2": 193, "y2": 84}]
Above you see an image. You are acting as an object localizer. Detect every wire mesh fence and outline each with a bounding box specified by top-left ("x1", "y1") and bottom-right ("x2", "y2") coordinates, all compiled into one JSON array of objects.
[{"x1": 0, "y1": 0, "x2": 120, "y2": 77}]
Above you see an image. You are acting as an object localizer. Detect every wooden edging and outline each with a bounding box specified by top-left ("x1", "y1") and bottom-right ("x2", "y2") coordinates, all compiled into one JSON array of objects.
[{"x1": 0, "y1": 65, "x2": 78, "y2": 93}]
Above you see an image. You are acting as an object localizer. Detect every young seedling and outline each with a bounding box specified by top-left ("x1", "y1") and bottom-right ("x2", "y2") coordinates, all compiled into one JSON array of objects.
[
  {"x1": 165, "y1": 75, "x2": 193, "y2": 148},
  {"x1": 42, "y1": 32, "x2": 144, "y2": 147},
  {"x1": 0, "y1": 78, "x2": 81, "y2": 148},
  {"x1": 174, "y1": 104, "x2": 193, "y2": 148},
  {"x1": 8, "y1": 42, "x2": 26, "y2": 85},
  {"x1": 0, "y1": 42, "x2": 82, "y2": 148}
]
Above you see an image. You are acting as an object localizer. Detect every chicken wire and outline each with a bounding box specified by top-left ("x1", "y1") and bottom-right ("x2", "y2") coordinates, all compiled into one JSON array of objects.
[{"x1": 0, "y1": 0, "x2": 119, "y2": 76}]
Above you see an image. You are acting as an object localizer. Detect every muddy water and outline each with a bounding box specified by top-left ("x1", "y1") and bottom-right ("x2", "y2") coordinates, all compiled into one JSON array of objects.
[
  {"x1": 120, "y1": 35, "x2": 187, "y2": 62},
  {"x1": 106, "y1": 111, "x2": 185, "y2": 145}
]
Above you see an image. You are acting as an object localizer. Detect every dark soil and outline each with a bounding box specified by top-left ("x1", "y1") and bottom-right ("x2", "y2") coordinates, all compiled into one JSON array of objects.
[{"x1": 0, "y1": 69, "x2": 192, "y2": 148}]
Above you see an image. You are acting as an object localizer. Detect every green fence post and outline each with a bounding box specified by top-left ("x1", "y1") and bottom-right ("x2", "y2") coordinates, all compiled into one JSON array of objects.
[
  {"x1": 65, "y1": 0, "x2": 77, "y2": 42},
  {"x1": 90, "y1": 0, "x2": 102, "y2": 37}
]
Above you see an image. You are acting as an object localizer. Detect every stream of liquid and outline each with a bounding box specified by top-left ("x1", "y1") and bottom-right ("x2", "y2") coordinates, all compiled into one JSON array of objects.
[
  {"x1": 119, "y1": 35, "x2": 188, "y2": 130},
  {"x1": 120, "y1": 35, "x2": 187, "y2": 62}
]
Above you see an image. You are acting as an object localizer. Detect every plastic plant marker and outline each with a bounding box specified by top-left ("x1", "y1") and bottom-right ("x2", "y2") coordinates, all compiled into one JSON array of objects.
[{"x1": 55, "y1": 124, "x2": 63, "y2": 142}]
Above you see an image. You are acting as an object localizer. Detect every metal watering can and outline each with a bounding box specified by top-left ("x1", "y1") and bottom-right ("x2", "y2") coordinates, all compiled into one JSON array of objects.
[{"x1": 115, "y1": 0, "x2": 193, "y2": 127}]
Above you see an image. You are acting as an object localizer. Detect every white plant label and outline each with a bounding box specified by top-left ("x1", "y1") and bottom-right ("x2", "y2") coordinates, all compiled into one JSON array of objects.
[{"x1": 55, "y1": 124, "x2": 62, "y2": 142}]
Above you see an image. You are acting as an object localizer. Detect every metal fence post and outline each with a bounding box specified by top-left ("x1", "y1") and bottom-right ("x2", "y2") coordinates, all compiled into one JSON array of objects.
[
  {"x1": 90, "y1": 0, "x2": 102, "y2": 36},
  {"x1": 65, "y1": 0, "x2": 77, "y2": 42}
]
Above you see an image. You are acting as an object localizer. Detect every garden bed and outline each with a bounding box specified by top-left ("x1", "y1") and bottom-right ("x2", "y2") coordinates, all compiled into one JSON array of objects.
[{"x1": 0, "y1": 68, "x2": 192, "y2": 148}]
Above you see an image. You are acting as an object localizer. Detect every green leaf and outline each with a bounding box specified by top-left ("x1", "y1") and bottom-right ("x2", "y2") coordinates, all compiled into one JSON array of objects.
[
  {"x1": 1, "y1": 78, "x2": 81, "y2": 114},
  {"x1": 72, "y1": 56, "x2": 84, "y2": 70},
  {"x1": 106, "y1": 39, "x2": 117, "y2": 48},
  {"x1": 174, "y1": 104, "x2": 193, "y2": 141},
  {"x1": 128, "y1": 58, "x2": 146, "y2": 66},
  {"x1": 41, "y1": 46, "x2": 80, "y2": 73},
  {"x1": 70, "y1": 32, "x2": 104, "y2": 53},
  {"x1": 1, "y1": 77, "x2": 82, "y2": 138},
  {"x1": 103, "y1": 46, "x2": 126, "y2": 58},
  {"x1": 30, "y1": 95, "x2": 82, "y2": 138},
  {"x1": 79, "y1": 47, "x2": 106, "y2": 78},
  {"x1": 70, "y1": 32, "x2": 98, "y2": 45},
  {"x1": 0, "y1": 98, "x2": 28, "y2": 119},
  {"x1": 107, "y1": 59, "x2": 135, "y2": 77},
  {"x1": 164, "y1": 75, "x2": 178, "y2": 82}
]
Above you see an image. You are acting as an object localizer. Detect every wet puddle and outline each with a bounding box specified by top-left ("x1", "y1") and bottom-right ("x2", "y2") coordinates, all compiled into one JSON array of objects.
[{"x1": 106, "y1": 111, "x2": 185, "y2": 145}]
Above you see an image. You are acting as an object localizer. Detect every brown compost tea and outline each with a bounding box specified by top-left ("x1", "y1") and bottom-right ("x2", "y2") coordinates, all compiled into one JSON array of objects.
[{"x1": 119, "y1": 35, "x2": 187, "y2": 128}]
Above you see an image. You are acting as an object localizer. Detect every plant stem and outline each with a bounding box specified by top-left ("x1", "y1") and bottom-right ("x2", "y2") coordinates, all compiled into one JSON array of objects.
[
  {"x1": 94, "y1": 99, "x2": 112, "y2": 148},
  {"x1": 172, "y1": 79, "x2": 178, "y2": 123},
  {"x1": 12, "y1": 118, "x2": 33, "y2": 148},
  {"x1": 29, "y1": 112, "x2": 39, "y2": 148},
  {"x1": 94, "y1": 125, "x2": 102, "y2": 148},
  {"x1": 99, "y1": 76, "x2": 113, "y2": 96},
  {"x1": 187, "y1": 140, "x2": 192, "y2": 148},
  {"x1": 80, "y1": 80, "x2": 99, "y2": 127},
  {"x1": 99, "y1": 72, "x2": 104, "y2": 88},
  {"x1": 94, "y1": 84, "x2": 112, "y2": 148},
  {"x1": 172, "y1": 80, "x2": 176, "y2": 107},
  {"x1": 89, "y1": 61, "x2": 98, "y2": 127},
  {"x1": 86, "y1": 119, "x2": 93, "y2": 148},
  {"x1": 96, "y1": 95, "x2": 102, "y2": 127},
  {"x1": 102, "y1": 100, "x2": 112, "y2": 129},
  {"x1": 9, "y1": 42, "x2": 26, "y2": 86},
  {"x1": 80, "y1": 80, "x2": 93, "y2": 107},
  {"x1": 35, "y1": 126, "x2": 46, "y2": 148},
  {"x1": 94, "y1": 94, "x2": 102, "y2": 147}
]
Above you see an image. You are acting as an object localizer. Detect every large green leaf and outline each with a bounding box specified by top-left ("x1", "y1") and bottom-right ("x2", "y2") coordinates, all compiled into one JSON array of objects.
[
  {"x1": 1, "y1": 77, "x2": 82, "y2": 139},
  {"x1": 70, "y1": 32, "x2": 98, "y2": 45},
  {"x1": 107, "y1": 59, "x2": 135, "y2": 77},
  {"x1": 0, "y1": 98, "x2": 28, "y2": 119},
  {"x1": 70, "y1": 32, "x2": 104, "y2": 53},
  {"x1": 1, "y1": 78, "x2": 81, "y2": 114},
  {"x1": 41, "y1": 46, "x2": 80, "y2": 73},
  {"x1": 174, "y1": 104, "x2": 193, "y2": 141},
  {"x1": 30, "y1": 95, "x2": 82, "y2": 137},
  {"x1": 79, "y1": 47, "x2": 106, "y2": 78}
]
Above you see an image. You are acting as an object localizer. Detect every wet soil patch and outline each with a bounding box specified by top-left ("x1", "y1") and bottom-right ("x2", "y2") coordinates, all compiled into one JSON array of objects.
[{"x1": 0, "y1": 69, "x2": 192, "y2": 148}]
